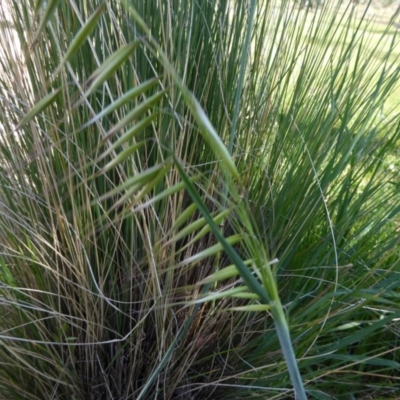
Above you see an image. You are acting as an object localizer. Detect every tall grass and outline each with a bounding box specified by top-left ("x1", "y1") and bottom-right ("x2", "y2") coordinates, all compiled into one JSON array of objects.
[{"x1": 0, "y1": 0, "x2": 399, "y2": 398}]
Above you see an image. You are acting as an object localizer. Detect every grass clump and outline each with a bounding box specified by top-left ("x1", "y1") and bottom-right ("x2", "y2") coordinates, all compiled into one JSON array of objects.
[{"x1": 0, "y1": 0, "x2": 399, "y2": 398}]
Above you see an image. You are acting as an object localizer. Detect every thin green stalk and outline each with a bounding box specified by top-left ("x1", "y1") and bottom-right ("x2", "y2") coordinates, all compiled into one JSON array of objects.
[{"x1": 228, "y1": 0, "x2": 256, "y2": 155}]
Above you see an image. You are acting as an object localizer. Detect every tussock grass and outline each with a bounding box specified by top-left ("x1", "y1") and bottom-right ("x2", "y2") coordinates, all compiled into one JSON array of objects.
[{"x1": 0, "y1": 0, "x2": 399, "y2": 398}]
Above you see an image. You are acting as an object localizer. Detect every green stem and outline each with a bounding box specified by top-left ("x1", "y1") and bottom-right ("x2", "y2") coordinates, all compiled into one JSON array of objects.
[
  {"x1": 228, "y1": 0, "x2": 257, "y2": 155},
  {"x1": 271, "y1": 300, "x2": 307, "y2": 400}
]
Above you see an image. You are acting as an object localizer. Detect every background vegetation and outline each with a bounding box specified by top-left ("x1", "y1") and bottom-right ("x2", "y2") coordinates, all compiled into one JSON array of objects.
[{"x1": 0, "y1": 0, "x2": 399, "y2": 398}]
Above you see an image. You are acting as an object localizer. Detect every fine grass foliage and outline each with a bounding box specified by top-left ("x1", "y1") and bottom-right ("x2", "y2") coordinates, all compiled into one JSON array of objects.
[{"x1": 0, "y1": 0, "x2": 399, "y2": 399}]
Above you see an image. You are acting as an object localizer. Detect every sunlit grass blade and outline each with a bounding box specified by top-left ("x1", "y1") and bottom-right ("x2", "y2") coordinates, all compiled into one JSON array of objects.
[
  {"x1": 96, "y1": 163, "x2": 168, "y2": 203},
  {"x1": 102, "y1": 91, "x2": 166, "y2": 140},
  {"x1": 178, "y1": 234, "x2": 242, "y2": 267},
  {"x1": 191, "y1": 97, "x2": 240, "y2": 179},
  {"x1": 99, "y1": 113, "x2": 158, "y2": 157},
  {"x1": 83, "y1": 41, "x2": 139, "y2": 98},
  {"x1": 102, "y1": 141, "x2": 145, "y2": 172},
  {"x1": 32, "y1": 0, "x2": 62, "y2": 49},
  {"x1": 229, "y1": 304, "x2": 271, "y2": 312},
  {"x1": 132, "y1": 175, "x2": 202, "y2": 213},
  {"x1": 83, "y1": 78, "x2": 158, "y2": 130},
  {"x1": 200, "y1": 264, "x2": 242, "y2": 284},
  {"x1": 15, "y1": 88, "x2": 61, "y2": 130},
  {"x1": 168, "y1": 209, "x2": 230, "y2": 246},
  {"x1": 186, "y1": 286, "x2": 260, "y2": 305},
  {"x1": 53, "y1": 3, "x2": 106, "y2": 77}
]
